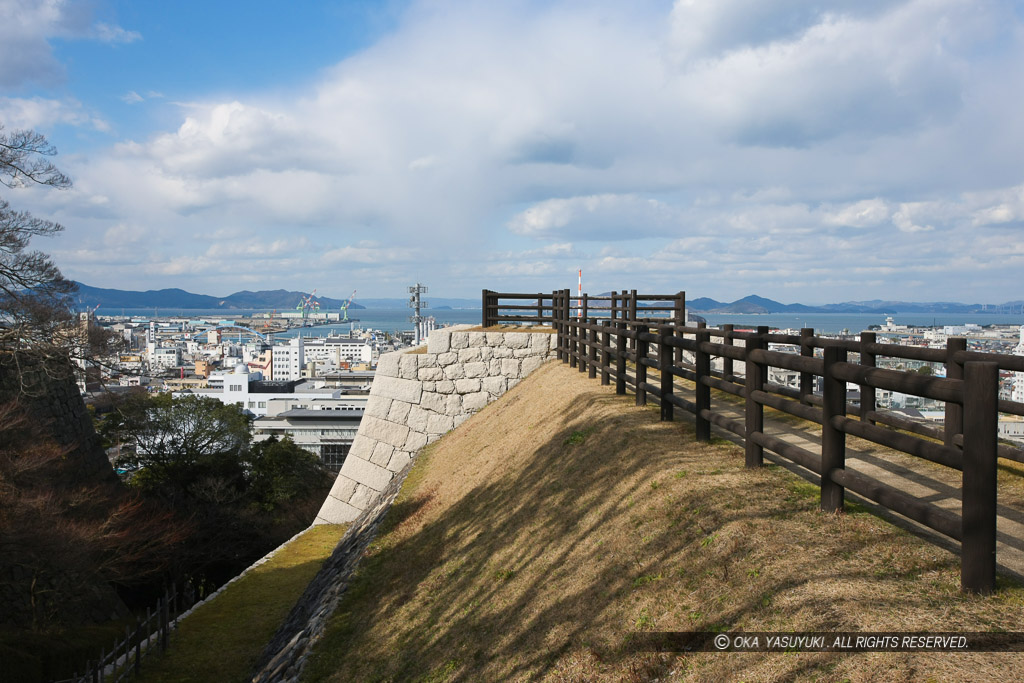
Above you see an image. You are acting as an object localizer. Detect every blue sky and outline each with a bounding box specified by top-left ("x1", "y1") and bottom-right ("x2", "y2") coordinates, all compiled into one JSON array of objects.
[{"x1": 2, "y1": 0, "x2": 1023, "y2": 303}]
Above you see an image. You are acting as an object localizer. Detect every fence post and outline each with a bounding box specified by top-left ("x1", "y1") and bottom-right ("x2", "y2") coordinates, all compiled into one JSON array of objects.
[
  {"x1": 659, "y1": 325, "x2": 673, "y2": 421},
  {"x1": 610, "y1": 291, "x2": 618, "y2": 322},
  {"x1": 961, "y1": 361, "x2": 998, "y2": 593},
  {"x1": 628, "y1": 289, "x2": 638, "y2": 351},
  {"x1": 674, "y1": 291, "x2": 685, "y2": 365},
  {"x1": 161, "y1": 594, "x2": 169, "y2": 652},
  {"x1": 569, "y1": 307, "x2": 578, "y2": 370},
  {"x1": 695, "y1": 324, "x2": 711, "y2": 441},
  {"x1": 636, "y1": 323, "x2": 649, "y2": 407},
  {"x1": 722, "y1": 324, "x2": 734, "y2": 381},
  {"x1": 536, "y1": 295, "x2": 543, "y2": 326},
  {"x1": 744, "y1": 326, "x2": 768, "y2": 467},
  {"x1": 799, "y1": 328, "x2": 814, "y2": 405},
  {"x1": 821, "y1": 345, "x2": 847, "y2": 513},
  {"x1": 615, "y1": 322, "x2": 626, "y2": 395},
  {"x1": 946, "y1": 337, "x2": 967, "y2": 448},
  {"x1": 563, "y1": 289, "x2": 571, "y2": 364},
  {"x1": 481, "y1": 289, "x2": 490, "y2": 327},
  {"x1": 601, "y1": 320, "x2": 610, "y2": 386},
  {"x1": 135, "y1": 616, "x2": 141, "y2": 675},
  {"x1": 588, "y1": 322, "x2": 598, "y2": 379},
  {"x1": 860, "y1": 331, "x2": 876, "y2": 423}
]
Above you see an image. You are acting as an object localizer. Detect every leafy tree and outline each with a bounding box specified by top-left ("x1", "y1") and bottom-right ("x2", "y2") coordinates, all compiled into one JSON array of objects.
[
  {"x1": 246, "y1": 436, "x2": 331, "y2": 514},
  {"x1": 101, "y1": 392, "x2": 252, "y2": 498}
]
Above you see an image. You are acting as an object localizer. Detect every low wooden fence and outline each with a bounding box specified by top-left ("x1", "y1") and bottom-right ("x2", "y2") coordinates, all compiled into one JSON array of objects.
[
  {"x1": 484, "y1": 289, "x2": 1024, "y2": 593},
  {"x1": 52, "y1": 585, "x2": 188, "y2": 683}
]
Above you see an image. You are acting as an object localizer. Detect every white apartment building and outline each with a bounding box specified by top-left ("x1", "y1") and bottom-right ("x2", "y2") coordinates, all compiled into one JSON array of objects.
[
  {"x1": 149, "y1": 347, "x2": 181, "y2": 371},
  {"x1": 272, "y1": 337, "x2": 305, "y2": 381}
]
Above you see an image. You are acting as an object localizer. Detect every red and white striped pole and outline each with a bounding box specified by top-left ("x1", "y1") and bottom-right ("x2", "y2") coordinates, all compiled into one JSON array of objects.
[{"x1": 577, "y1": 268, "x2": 582, "y2": 319}]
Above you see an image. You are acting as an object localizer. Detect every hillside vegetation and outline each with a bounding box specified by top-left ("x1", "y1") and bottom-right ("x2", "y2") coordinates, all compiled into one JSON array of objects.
[{"x1": 305, "y1": 360, "x2": 1024, "y2": 682}]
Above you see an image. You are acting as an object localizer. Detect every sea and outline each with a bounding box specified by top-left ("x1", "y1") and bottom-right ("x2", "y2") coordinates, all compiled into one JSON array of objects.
[{"x1": 107, "y1": 308, "x2": 1024, "y2": 336}]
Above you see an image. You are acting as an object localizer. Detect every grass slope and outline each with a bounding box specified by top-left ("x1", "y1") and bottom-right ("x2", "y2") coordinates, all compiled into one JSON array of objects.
[
  {"x1": 134, "y1": 524, "x2": 347, "y2": 683},
  {"x1": 304, "y1": 361, "x2": 1024, "y2": 682}
]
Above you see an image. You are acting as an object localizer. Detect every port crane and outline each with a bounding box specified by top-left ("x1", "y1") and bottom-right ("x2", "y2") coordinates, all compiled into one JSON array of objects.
[
  {"x1": 296, "y1": 290, "x2": 320, "y2": 318},
  {"x1": 341, "y1": 290, "x2": 357, "y2": 322}
]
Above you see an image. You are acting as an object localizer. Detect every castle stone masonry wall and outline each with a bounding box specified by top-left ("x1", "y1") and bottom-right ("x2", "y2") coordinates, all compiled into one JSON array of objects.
[{"x1": 315, "y1": 326, "x2": 557, "y2": 524}]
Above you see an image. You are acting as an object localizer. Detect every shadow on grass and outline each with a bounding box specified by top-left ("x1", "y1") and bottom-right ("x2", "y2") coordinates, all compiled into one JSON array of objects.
[{"x1": 300, "y1": 364, "x2": 996, "y2": 682}]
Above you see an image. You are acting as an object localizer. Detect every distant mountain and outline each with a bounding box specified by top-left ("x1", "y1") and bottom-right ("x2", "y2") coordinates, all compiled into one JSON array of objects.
[
  {"x1": 686, "y1": 295, "x2": 1010, "y2": 315},
  {"x1": 70, "y1": 283, "x2": 1020, "y2": 315},
  {"x1": 72, "y1": 283, "x2": 365, "y2": 311}
]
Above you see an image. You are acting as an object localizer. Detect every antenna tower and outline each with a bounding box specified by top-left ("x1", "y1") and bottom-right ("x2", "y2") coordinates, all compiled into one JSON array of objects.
[{"x1": 408, "y1": 283, "x2": 429, "y2": 344}]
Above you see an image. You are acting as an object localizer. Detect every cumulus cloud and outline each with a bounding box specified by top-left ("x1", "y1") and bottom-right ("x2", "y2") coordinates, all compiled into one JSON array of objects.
[
  {"x1": 0, "y1": 1, "x2": 139, "y2": 87},
  {"x1": 26, "y1": 0, "x2": 1024, "y2": 302}
]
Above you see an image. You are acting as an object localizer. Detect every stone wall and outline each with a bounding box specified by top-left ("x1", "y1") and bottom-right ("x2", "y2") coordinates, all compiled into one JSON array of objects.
[{"x1": 316, "y1": 326, "x2": 557, "y2": 524}]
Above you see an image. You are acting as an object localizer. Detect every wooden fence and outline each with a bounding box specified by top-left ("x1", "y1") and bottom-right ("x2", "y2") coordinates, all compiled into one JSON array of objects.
[
  {"x1": 52, "y1": 585, "x2": 189, "y2": 683},
  {"x1": 483, "y1": 289, "x2": 1024, "y2": 593}
]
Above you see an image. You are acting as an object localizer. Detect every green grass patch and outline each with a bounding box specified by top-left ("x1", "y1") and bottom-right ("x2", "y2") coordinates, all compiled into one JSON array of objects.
[{"x1": 134, "y1": 523, "x2": 347, "y2": 683}]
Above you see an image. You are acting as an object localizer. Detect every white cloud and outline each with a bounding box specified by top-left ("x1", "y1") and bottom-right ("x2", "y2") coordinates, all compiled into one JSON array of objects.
[
  {"x1": 0, "y1": 1, "x2": 139, "y2": 87},
  {"x1": 27, "y1": 0, "x2": 1024, "y2": 302},
  {"x1": 93, "y1": 22, "x2": 141, "y2": 44},
  {"x1": 0, "y1": 96, "x2": 108, "y2": 131},
  {"x1": 121, "y1": 91, "x2": 144, "y2": 104}
]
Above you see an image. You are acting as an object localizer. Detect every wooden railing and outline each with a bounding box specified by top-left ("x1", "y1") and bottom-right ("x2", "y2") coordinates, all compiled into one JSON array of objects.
[
  {"x1": 484, "y1": 289, "x2": 1024, "y2": 593},
  {"x1": 52, "y1": 585, "x2": 189, "y2": 683}
]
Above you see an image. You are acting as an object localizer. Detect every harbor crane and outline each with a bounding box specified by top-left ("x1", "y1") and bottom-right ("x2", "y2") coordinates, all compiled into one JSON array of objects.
[{"x1": 341, "y1": 290, "x2": 357, "y2": 322}]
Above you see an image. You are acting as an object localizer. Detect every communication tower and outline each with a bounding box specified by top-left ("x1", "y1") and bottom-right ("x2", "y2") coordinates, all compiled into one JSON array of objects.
[{"x1": 408, "y1": 283, "x2": 429, "y2": 344}]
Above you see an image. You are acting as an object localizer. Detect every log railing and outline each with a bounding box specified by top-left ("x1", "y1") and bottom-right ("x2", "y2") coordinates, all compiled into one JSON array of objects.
[{"x1": 483, "y1": 289, "x2": 1024, "y2": 593}]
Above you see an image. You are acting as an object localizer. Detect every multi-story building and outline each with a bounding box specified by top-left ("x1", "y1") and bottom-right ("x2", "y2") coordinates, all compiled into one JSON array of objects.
[{"x1": 271, "y1": 337, "x2": 304, "y2": 381}]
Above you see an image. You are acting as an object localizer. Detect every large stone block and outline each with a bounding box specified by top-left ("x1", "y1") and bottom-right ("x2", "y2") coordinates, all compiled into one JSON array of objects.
[
  {"x1": 521, "y1": 356, "x2": 545, "y2": 376},
  {"x1": 350, "y1": 483, "x2": 380, "y2": 509},
  {"x1": 398, "y1": 354, "x2": 420, "y2": 379},
  {"x1": 420, "y1": 391, "x2": 447, "y2": 413},
  {"x1": 372, "y1": 375, "x2": 423, "y2": 404},
  {"x1": 426, "y1": 413, "x2": 455, "y2": 435},
  {"x1": 468, "y1": 333, "x2": 486, "y2": 348},
  {"x1": 531, "y1": 333, "x2": 553, "y2": 353},
  {"x1": 375, "y1": 352, "x2": 401, "y2": 377},
  {"x1": 454, "y1": 378, "x2": 481, "y2": 394},
  {"x1": 370, "y1": 441, "x2": 395, "y2": 467},
  {"x1": 492, "y1": 346, "x2": 512, "y2": 358},
  {"x1": 463, "y1": 391, "x2": 489, "y2": 412},
  {"x1": 501, "y1": 358, "x2": 520, "y2": 376},
  {"x1": 405, "y1": 430, "x2": 428, "y2": 452},
  {"x1": 451, "y1": 332, "x2": 469, "y2": 349},
  {"x1": 446, "y1": 394, "x2": 463, "y2": 413},
  {"x1": 360, "y1": 415, "x2": 411, "y2": 449},
  {"x1": 315, "y1": 493, "x2": 361, "y2": 524},
  {"x1": 437, "y1": 352, "x2": 457, "y2": 365},
  {"x1": 482, "y1": 376, "x2": 506, "y2": 396},
  {"x1": 506, "y1": 332, "x2": 530, "y2": 349},
  {"x1": 427, "y1": 328, "x2": 451, "y2": 354},
  {"x1": 407, "y1": 406, "x2": 431, "y2": 433},
  {"x1": 387, "y1": 450, "x2": 412, "y2": 473},
  {"x1": 364, "y1": 397, "x2": 393, "y2": 419},
  {"x1": 348, "y1": 436, "x2": 374, "y2": 460},
  {"x1": 442, "y1": 363, "x2": 465, "y2": 380},
  {"x1": 464, "y1": 362, "x2": 487, "y2": 378},
  {"x1": 435, "y1": 379, "x2": 455, "y2": 394},
  {"x1": 458, "y1": 348, "x2": 482, "y2": 362},
  {"x1": 387, "y1": 400, "x2": 412, "y2": 423},
  {"x1": 418, "y1": 366, "x2": 444, "y2": 381},
  {"x1": 326, "y1": 475, "x2": 357, "y2": 504},
  {"x1": 343, "y1": 456, "x2": 393, "y2": 492}
]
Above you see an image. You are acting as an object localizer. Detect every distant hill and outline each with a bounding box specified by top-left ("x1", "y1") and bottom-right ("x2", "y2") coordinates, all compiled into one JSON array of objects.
[
  {"x1": 72, "y1": 283, "x2": 365, "y2": 311},
  {"x1": 70, "y1": 283, "x2": 1017, "y2": 315}
]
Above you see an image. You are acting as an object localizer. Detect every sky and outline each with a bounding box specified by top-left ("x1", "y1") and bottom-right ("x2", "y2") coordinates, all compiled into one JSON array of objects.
[{"x1": 1, "y1": 0, "x2": 1023, "y2": 304}]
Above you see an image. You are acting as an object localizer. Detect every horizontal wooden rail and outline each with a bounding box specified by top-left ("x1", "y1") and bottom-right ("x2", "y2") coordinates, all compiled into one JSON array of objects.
[{"x1": 495, "y1": 287, "x2": 1021, "y2": 593}]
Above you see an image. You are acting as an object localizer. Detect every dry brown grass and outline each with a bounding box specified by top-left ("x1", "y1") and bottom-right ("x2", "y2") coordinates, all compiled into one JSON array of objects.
[{"x1": 303, "y1": 361, "x2": 1024, "y2": 683}]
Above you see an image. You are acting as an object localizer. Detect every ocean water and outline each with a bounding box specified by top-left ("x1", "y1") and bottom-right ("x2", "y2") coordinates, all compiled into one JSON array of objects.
[{"x1": 106, "y1": 308, "x2": 1024, "y2": 336}]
